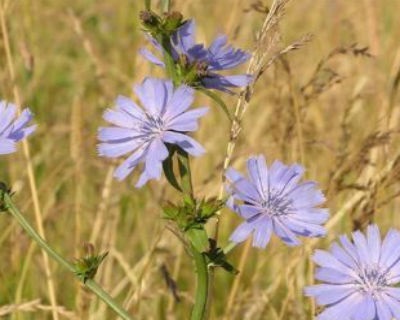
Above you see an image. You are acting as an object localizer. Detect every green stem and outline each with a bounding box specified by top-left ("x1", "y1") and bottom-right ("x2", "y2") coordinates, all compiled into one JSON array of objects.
[
  {"x1": 190, "y1": 246, "x2": 209, "y2": 320},
  {"x1": 222, "y1": 242, "x2": 237, "y2": 255},
  {"x1": 2, "y1": 192, "x2": 133, "y2": 320},
  {"x1": 159, "y1": 28, "x2": 209, "y2": 319},
  {"x1": 159, "y1": 34, "x2": 179, "y2": 86},
  {"x1": 161, "y1": 0, "x2": 170, "y2": 13},
  {"x1": 144, "y1": 0, "x2": 151, "y2": 10}
]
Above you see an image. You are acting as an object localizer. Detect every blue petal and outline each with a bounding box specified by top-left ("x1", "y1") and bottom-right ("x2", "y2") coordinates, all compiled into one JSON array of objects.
[
  {"x1": 304, "y1": 284, "x2": 356, "y2": 305},
  {"x1": 229, "y1": 220, "x2": 256, "y2": 244},
  {"x1": 291, "y1": 208, "x2": 329, "y2": 224},
  {"x1": 171, "y1": 20, "x2": 196, "y2": 54},
  {"x1": 167, "y1": 107, "x2": 208, "y2": 132},
  {"x1": 375, "y1": 298, "x2": 393, "y2": 320},
  {"x1": 162, "y1": 131, "x2": 205, "y2": 157},
  {"x1": 164, "y1": 84, "x2": 194, "y2": 119},
  {"x1": 115, "y1": 95, "x2": 146, "y2": 122},
  {"x1": 0, "y1": 137, "x2": 16, "y2": 154},
  {"x1": 380, "y1": 229, "x2": 400, "y2": 269},
  {"x1": 312, "y1": 250, "x2": 354, "y2": 276},
  {"x1": 283, "y1": 217, "x2": 326, "y2": 237},
  {"x1": 113, "y1": 146, "x2": 147, "y2": 181},
  {"x1": 0, "y1": 102, "x2": 16, "y2": 134},
  {"x1": 207, "y1": 34, "x2": 251, "y2": 70},
  {"x1": 252, "y1": 216, "x2": 272, "y2": 248},
  {"x1": 366, "y1": 224, "x2": 381, "y2": 265},
  {"x1": 317, "y1": 292, "x2": 363, "y2": 320},
  {"x1": 288, "y1": 181, "x2": 326, "y2": 208},
  {"x1": 202, "y1": 74, "x2": 253, "y2": 92},
  {"x1": 246, "y1": 155, "x2": 269, "y2": 199},
  {"x1": 134, "y1": 78, "x2": 172, "y2": 115},
  {"x1": 350, "y1": 294, "x2": 376, "y2": 320},
  {"x1": 225, "y1": 167, "x2": 262, "y2": 204},
  {"x1": 98, "y1": 127, "x2": 141, "y2": 142},
  {"x1": 135, "y1": 138, "x2": 168, "y2": 187},
  {"x1": 272, "y1": 219, "x2": 301, "y2": 246},
  {"x1": 330, "y1": 242, "x2": 358, "y2": 269},
  {"x1": 352, "y1": 230, "x2": 371, "y2": 265},
  {"x1": 98, "y1": 139, "x2": 141, "y2": 158},
  {"x1": 314, "y1": 267, "x2": 355, "y2": 284},
  {"x1": 139, "y1": 48, "x2": 165, "y2": 67},
  {"x1": 381, "y1": 294, "x2": 400, "y2": 319}
]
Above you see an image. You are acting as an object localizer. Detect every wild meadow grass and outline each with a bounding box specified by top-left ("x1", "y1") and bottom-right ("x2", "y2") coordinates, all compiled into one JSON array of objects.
[{"x1": 1, "y1": 0, "x2": 400, "y2": 319}]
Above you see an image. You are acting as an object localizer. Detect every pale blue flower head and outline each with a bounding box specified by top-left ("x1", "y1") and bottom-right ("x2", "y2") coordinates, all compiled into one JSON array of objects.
[
  {"x1": 225, "y1": 155, "x2": 328, "y2": 248},
  {"x1": 305, "y1": 224, "x2": 400, "y2": 320},
  {"x1": 97, "y1": 78, "x2": 208, "y2": 188},
  {"x1": 140, "y1": 19, "x2": 252, "y2": 93},
  {"x1": 0, "y1": 100, "x2": 36, "y2": 155}
]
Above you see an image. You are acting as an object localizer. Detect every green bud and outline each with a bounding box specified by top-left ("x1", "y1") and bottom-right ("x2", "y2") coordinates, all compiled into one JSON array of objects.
[
  {"x1": 74, "y1": 243, "x2": 108, "y2": 283},
  {"x1": 163, "y1": 11, "x2": 184, "y2": 33},
  {"x1": 139, "y1": 10, "x2": 159, "y2": 28}
]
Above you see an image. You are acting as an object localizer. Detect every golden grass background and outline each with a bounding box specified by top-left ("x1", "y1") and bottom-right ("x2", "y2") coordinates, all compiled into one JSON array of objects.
[{"x1": 1, "y1": 0, "x2": 400, "y2": 319}]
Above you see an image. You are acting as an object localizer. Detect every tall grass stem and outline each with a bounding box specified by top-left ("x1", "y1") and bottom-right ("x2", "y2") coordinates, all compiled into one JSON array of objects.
[{"x1": 2, "y1": 192, "x2": 133, "y2": 320}]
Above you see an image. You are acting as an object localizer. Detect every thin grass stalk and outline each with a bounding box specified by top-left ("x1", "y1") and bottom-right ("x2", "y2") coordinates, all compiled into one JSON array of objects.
[
  {"x1": 2, "y1": 192, "x2": 133, "y2": 320},
  {"x1": 0, "y1": 4, "x2": 59, "y2": 319}
]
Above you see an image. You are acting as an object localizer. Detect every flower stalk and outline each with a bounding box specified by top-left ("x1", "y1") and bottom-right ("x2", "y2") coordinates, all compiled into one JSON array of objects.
[
  {"x1": 0, "y1": 190, "x2": 133, "y2": 320},
  {"x1": 159, "y1": 22, "x2": 210, "y2": 319},
  {"x1": 190, "y1": 245, "x2": 209, "y2": 320}
]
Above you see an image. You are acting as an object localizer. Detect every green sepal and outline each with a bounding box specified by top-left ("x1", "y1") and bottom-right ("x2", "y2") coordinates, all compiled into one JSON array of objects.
[
  {"x1": 198, "y1": 88, "x2": 233, "y2": 122},
  {"x1": 162, "y1": 197, "x2": 226, "y2": 252},
  {"x1": 74, "y1": 251, "x2": 109, "y2": 283}
]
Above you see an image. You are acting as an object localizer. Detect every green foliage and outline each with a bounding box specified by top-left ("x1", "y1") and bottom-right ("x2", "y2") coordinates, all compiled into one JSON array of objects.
[
  {"x1": 0, "y1": 182, "x2": 12, "y2": 213},
  {"x1": 162, "y1": 197, "x2": 225, "y2": 252},
  {"x1": 74, "y1": 250, "x2": 109, "y2": 283}
]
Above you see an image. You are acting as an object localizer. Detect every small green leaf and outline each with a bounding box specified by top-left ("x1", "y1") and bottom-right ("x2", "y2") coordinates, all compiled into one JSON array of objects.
[
  {"x1": 186, "y1": 227, "x2": 209, "y2": 253},
  {"x1": 162, "y1": 149, "x2": 182, "y2": 192},
  {"x1": 199, "y1": 88, "x2": 233, "y2": 122},
  {"x1": 206, "y1": 239, "x2": 238, "y2": 274}
]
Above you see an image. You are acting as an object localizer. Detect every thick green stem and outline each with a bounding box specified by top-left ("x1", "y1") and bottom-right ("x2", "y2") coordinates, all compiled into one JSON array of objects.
[
  {"x1": 190, "y1": 246, "x2": 209, "y2": 320},
  {"x1": 144, "y1": 0, "x2": 151, "y2": 10},
  {"x1": 2, "y1": 192, "x2": 133, "y2": 320}
]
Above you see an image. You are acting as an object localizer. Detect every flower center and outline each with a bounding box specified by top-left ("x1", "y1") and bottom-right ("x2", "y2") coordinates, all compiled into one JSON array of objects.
[
  {"x1": 141, "y1": 114, "x2": 165, "y2": 138},
  {"x1": 356, "y1": 265, "x2": 389, "y2": 296},
  {"x1": 260, "y1": 190, "x2": 292, "y2": 217}
]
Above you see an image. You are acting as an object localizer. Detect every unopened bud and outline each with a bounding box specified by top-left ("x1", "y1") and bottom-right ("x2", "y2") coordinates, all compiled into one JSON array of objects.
[
  {"x1": 139, "y1": 10, "x2": 159, "y2": 28},
  {"x1": 163, "y1": 11, "x2": 184, "y2": 33}
]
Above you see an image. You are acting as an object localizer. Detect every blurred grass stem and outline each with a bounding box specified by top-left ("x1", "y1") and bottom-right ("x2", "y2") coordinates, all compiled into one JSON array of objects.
[
  {"x1": 0, "y1": 3, "x2": 59, "y2": 319},
  {"x1": 2, "y1": 192, "x2": 133, "y2": 320}
]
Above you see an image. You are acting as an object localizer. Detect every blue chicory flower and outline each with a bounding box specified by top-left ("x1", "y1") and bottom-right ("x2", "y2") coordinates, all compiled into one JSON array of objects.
[
  {"x1": 97, "y1": 77, "x2": 208, "y2": 187},
  {"x1": 225, "y1": 155, "x2": 328, "y2": 248},
  {"x1": 0, "y1": 100, "x2": 36, "y2": 155},
  {"x1": 305, "y1": 224, "x2": 400, "y2": 320},
  {"x1": 140, "y1": 19, "x2": 253, "y2": 93}
]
